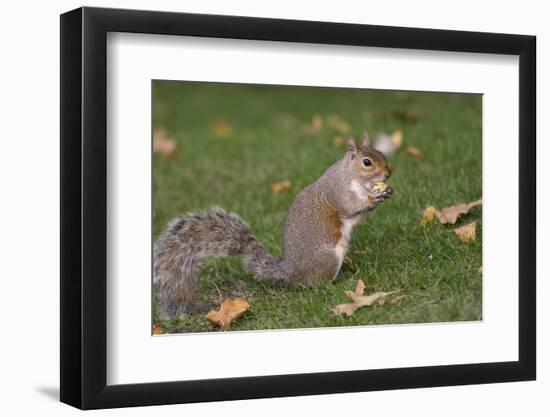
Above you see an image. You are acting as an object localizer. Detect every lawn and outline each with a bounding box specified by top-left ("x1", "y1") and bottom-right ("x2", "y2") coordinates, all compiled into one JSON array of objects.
[{"x1": 152, "y1": 81, "x2": 482, "y2": 333}]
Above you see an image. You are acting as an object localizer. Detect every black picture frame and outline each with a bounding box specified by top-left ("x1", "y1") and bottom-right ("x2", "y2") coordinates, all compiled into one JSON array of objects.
[{"x1": 60, "y1": 6, "x2": 536, "y2": 410}]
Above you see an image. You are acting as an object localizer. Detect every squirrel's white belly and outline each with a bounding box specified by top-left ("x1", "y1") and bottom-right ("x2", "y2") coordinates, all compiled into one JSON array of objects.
[
  {"x1": 332, "y1": 179, "x2": 370, "y2": 277},
  {"x1": 333, "y1": 213, "x2": 363, "y2": 278}
]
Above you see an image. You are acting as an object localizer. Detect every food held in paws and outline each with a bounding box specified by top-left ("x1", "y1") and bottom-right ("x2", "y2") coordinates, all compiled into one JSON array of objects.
[{"x1": 371, "y1": 181, "x2": 389, "y2": 192}]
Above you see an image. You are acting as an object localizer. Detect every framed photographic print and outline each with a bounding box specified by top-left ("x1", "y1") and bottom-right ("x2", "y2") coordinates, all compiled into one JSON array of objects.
[{"x1": 60, "y1": 6, "x2": 536, "y2": 410}]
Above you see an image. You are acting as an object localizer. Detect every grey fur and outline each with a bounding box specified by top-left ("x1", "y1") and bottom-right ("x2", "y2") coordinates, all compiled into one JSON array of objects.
[{"x1": 154, "y1": 140, "x2": 392, "y2": 319}]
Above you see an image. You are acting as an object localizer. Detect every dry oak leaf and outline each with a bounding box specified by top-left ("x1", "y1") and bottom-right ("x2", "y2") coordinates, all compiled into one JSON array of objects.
[
  {"x1": 271, "y1": 180, "x2": 292, "y2": 194},
  {"x1": 421, "y1": 206, "x2": 439, "y2": 225},
  {"x1": 354, "y1": 279, "x2": 367, "y2": 296},
  {"x1": 153, "y1": 128, "x2": 179, "y2": 159},
  {"x1": 437, "y1": 199, "x2": 482, "y2": 225},
  {"x1": 342, "y1": 278, "x2": 367, "y2": 303},
  {"x1": 210, "y1": 118, "x2": 233, "y2": 138},
  {"x1": 206, "y1": 298, "x2": 250, "y2": 329},
  {"x1": 152, "y1": 325, "x2": 163, "y2": 335},
  {"x1": 454, "y1": 221, "x2": 477, "y2": 242},
  {"x1": 406, "y1": 146, "x2": 423, "y2": 159},
  {"x1": 331, "y1": 279, "x2": 401, "y2": 317}
]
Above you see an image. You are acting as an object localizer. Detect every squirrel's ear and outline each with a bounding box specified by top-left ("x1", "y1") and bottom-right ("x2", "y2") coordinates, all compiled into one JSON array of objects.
[
  {"x1": 347, "y1": 138, "x2": 358, "y2": 158},
  {"x1": 362, "y1": 131, "x2": 371, "y2": 146}
]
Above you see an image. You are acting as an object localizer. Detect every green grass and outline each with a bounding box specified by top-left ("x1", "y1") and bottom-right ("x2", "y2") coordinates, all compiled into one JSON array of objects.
[{"x1": 152, "y1": 81, "x2": 482, "y2": 333}]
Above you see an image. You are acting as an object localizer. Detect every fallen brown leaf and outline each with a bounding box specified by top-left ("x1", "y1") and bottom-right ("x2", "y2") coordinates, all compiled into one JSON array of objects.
[
  {"x1": 152, "y1": 325, "x2": 163, "y2": 335},
  {"x1": 302, "y1": 114, "x2": 323, "y2": 134},
  {"x1": 387, "y1": 295, "x2": 406, "y2": 305},
  {"x1": 331, "y1": 280, "x2": 401, "y2": 317},
  {"x1": 391, "y1": 129, "x2": 403, "y2": 148},
  {"x1": 406, "y1": 146, "x2": 422, "y2": 158},
  {"x1": 210, "y1": 118, "x2": 233, "y2": 138},
  {"x1": 378, "y1": 293, "x2": 405, "y2": 307},
  {"x1": 332, "y1": 291, "x2": 399, "y2": 316},
  {"x1": 454, "y1": 221, "x2": 477, "y2": 242},
  {"x1": 343, "y1": 279, "x2": 367, "y2": 300},
  {"x1": 327, "y1": 114, "x2": 351, "y2": 134},
  {"x1": 333, "y1": 135, "x2": 346, "y2": 147},
  {"x1": 390, "y1": 109, "x2": 420, "y2": 122},
  {"x1": 421, "y1": 206, "x2": 438, "y2": 225},
  {"x1": 354, "y1": 279, "x2": 366, "y2": 296},
  {"x1": 271, "y1": 180, "x2": 292, "y2": 194},
  {"x1": 206, "y1": 298, "x2": 250, "y2": 329},
  {"x1": 437, "y1": 199, "x2": 482, "y2": 225},
  {"x1": 377, "y1": 109, "x2": 421, "y2": 122},
  {"x1": 153, "y1": 128, "x2": 179, "y2": 159}
]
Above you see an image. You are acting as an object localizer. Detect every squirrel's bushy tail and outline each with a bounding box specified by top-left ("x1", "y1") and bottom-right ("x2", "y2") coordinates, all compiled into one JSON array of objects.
[{"x1": 154, "y1": 207, "x2": 288, "y2": 318}]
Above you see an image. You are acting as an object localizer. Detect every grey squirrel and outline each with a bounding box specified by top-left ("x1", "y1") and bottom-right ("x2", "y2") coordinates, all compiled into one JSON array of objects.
[{"x1": 154, "y1": 134, "x2": 393, "y2": 319}]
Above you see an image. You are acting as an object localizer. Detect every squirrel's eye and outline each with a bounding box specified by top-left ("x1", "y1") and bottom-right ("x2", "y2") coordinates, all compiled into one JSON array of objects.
[{"x1": 362, "y1": 158, "x2": 372, "y2": 167}]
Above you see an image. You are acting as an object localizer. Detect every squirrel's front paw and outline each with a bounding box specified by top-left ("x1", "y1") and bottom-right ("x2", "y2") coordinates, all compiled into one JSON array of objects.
[{"x1": 368, "y1": 182, "x2": 394, "y2": 202}]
